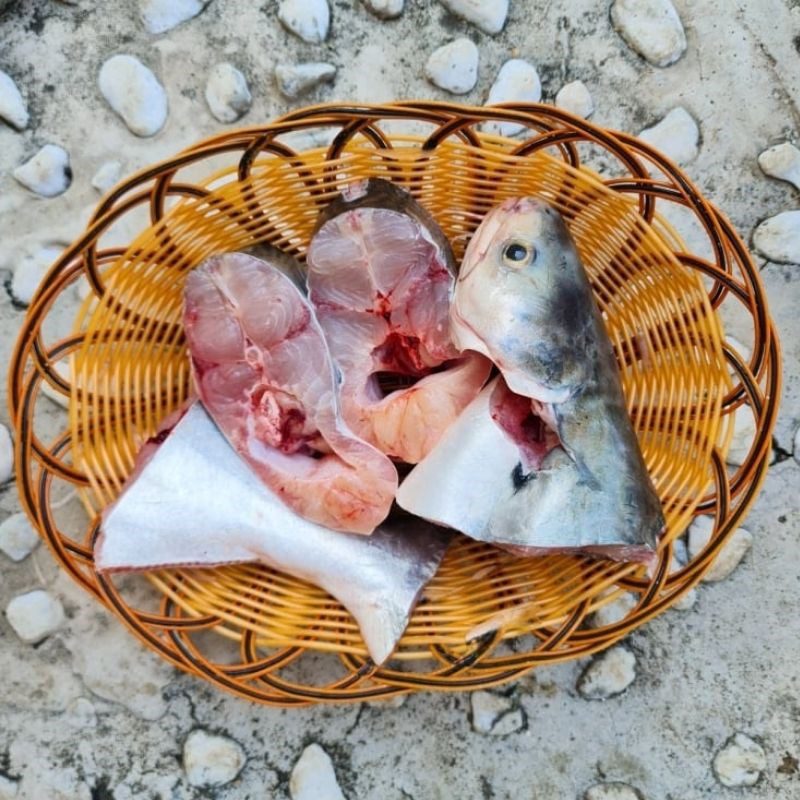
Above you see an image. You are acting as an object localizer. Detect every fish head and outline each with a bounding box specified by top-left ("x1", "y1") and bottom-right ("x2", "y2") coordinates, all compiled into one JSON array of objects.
[{"x1": 451, "y1": 197, "x2": 598, "y2": 403}]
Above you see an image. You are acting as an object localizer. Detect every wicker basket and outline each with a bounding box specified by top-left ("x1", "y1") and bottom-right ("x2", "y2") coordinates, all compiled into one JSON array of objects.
[{"x1": 8, "y1": 102, "x2": 780, "y2": 706}]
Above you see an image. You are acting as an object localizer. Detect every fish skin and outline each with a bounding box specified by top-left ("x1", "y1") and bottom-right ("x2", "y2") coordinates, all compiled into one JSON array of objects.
[
  {"x1": 307, "y1": 178, "x2": 491, "y2": 463},
  {"x1": 184, "y1": 252, "x2": 397, "y2": 534},
  {"x1": 97, "y1": 403, "x2": 451, "y2": 666},
  {"x1": 407, "y1": 197, "x2": 663, "y2": 563}
]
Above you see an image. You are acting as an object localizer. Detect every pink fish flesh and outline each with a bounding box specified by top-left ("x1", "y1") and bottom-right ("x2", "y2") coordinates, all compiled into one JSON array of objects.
[
  {"x1": 184, "y1": 252, "x2": 397, "y2": 534},
  {"x1": 307, "y1": 179, "x2": 491, "y2": 463},
  {"x1": 97, "y1": 403, "x2": 451, "y2": 665}
]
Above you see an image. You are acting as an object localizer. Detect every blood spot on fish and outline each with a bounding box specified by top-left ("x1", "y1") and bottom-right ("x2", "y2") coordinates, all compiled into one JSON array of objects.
[
  {"x1": 490, "y1": 379, "x2": 559, "y2": 470},
  {"x1": 372, "y1": 332, "x2": 428, "y2": 374}
]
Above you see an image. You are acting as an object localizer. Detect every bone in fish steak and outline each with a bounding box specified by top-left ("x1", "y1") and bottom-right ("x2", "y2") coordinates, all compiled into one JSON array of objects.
[
  {"x1": 184, "y1": 252, "x2": 397, "y2": 534},
  {"x1": 306, "y1": 178, "x2": 491, "y2": 463},
  {"x1": 405, "y1": 197, "x2": 663, "y2": 564},
  {"x1": 96, "y1": 403, "x2": 451, "y2": 665}
]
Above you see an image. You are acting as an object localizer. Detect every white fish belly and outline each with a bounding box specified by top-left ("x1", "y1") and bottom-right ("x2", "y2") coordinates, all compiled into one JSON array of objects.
[{"x1": 97, "y1": 403, "x2": 449, "y2": 665}]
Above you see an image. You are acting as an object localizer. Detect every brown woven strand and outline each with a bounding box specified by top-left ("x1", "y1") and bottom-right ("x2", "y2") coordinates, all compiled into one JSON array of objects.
[{"x1": 7, "y1": 103, "x2": 781, "y2": 706}]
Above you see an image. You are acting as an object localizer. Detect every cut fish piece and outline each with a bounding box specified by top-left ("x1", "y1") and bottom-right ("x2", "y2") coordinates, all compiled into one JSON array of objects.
[
  {"x1": 97, "y1": 403, "x2": 450, "y2": 665},
  {"x1": 307, "y1": 178, "x2": 491, "y2": 463},
  {"x1": 184, "y1": 252, "x2": 397, "y2": 534},
  {"x1": 445, "y1": 197, "x2": 663, "y2": 564}
]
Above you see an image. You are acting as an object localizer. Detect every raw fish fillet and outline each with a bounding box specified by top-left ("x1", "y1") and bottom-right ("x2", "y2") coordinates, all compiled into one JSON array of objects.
[
  {"x1": 184, "y1": 252, "x2": 397, "y2": 534},
  {"x1": 96, "y1": 403, "x2": 451, "y2": 665},
  {"x1": 307, "y1": 179, "x2": 491, "y2": 463},
  {"x1": 402, "y1": 198, "x2": 663, "y2": 565}
]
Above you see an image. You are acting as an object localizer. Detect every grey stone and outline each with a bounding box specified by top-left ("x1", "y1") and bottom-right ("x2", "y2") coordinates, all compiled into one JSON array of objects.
[
  {"x1": 205, "y1": 63, "x2": 252, "y2": 123},
  {"x1": 758, "y1": 142, "x2": 800, "y2": 191},
  {"x1": 753, "y1": 210, "x2": 800, "y2": 264},
  {"x1": 278, "y1": 0, "x2": 330, "y2": 43},
  {"x1": 425, "y1": 38, "x2": 479, "y2": 95},
  {"x1": 5, "y1": 590, "x2": 65, "y2": 643},
  {"x1": 275, "y1": 62, "x2": 337, "y2": 99},
  {"x1": 577, "y1": 646, "x2": 637, "y2": 699},
  {"x1": 438, "y1": 0, "x2": 508, "y2": 35},
  {"x1": 140, "y1": 0, "x2": 212, "y2": 34},
  {"x1": 0, "y1": 513, "x2": 40, "y2": 562}
]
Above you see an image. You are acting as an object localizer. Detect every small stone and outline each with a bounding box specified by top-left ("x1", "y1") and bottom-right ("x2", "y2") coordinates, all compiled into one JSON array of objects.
[
  {"x1": 0, "y1": 513, "x2": 40, "y2": 562},
  {"x1": 13, "y1": 145, "x2": 72, "y2": 198},
  {"x1": 794, "y1": 426, "x2": 800, "y2": 464},
  {"x1": 367, "y1": 693, "x2": 407, "y2": 708},
  {"x1": 99, "y1": 54, "x2": 168, "y2": 137},
  {"x1": 0, "y1": 69, "x2": 29, "y2": 130},
  {"x1": 555, "y1": 80, "x2": 594, "y2": 118},
  {"x1": 425, "y1": 38, "x2": 479, "y2": 95},
  {"x1": 753, "y1": 210, "x2": 800, "y2": 264},
  {"x1": 275, "y1": 62, "x2": 336, "y2": 100},
  {"x1": 483, "y1": 59, "x2": 542, "y2": 137},
  {"x1": 290, "y1": 743, "x2": 346, "y2": 800},
  {"x1": 589, "y1": 591, "x2": 637, "y2": 627},
  {"x1": 64, "y1": 697, "x2": 98, "y2": 729},
  {"x1": 183, "y1": 730, "x2": 246, "y2": 788},
  {"x1": 205, "y1": 63, "x2": 252, "y2": 123},
  {"x1": 638, "y1": 107, "x2": 699, "y2": 165},
  {"x1": 470, "y1": 690, "x2": 524, "y2": 734},
  {"x1": 687, "y1": 516, "x2": 752, "y2": 582},
  {"x1": 91, "y1": 161, "x2": 123, "y2": 193},
  {"x1": 5, "y1": 589, "x2": 65, "y2": 643},
  {"x1": 758, "y1": 142, "x2": 800, "y2": 191},
  {"x1": 611, "y1": 0, "x2": 687, "y2": 67},
  {"x1": 11, "y1": 246, "x2": 63, "y2": 306},
  {"x1": 363, "y1": 0, "x2": 404, "y2": 19},
  {"x1": 726, "y1": 404, "x2": 757, "y2": 466},
  {"x1": 0, "y1": 424, "x2": 12, "y2": 484},
  {"x1": 140, "y1": 0, "x2": 212, "y2": 34},
  {"x1": 278, "y1": 0, "x2": 330, "y2": 44},
  {"x1": 0, "y1": 775, "x2": 19, "y2": 799},
  {"x1": 671, "y1": 587, "x2": 697, "y2": 611},
  {"x1": 584, "y1": 782, "x2": 644, "y2": 800},
  {"x1": 577, "y1": 646, "x2": 636, "y2": 699},
  {"x1": 713, "y1": 733, "x2": 767, "y2": 787},
  {"x1": 439, "y1": 0, "x2": 508, "y2": 35}
]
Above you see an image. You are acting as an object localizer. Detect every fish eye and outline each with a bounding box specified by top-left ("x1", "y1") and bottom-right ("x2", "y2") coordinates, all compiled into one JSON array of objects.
[{"x1": 502, "y1": 240, "x2": 535, "y2": 268}]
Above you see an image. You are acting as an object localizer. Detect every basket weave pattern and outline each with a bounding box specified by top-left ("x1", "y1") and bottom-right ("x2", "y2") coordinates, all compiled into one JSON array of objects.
[{"x1": 8, "y1": 103, "x2": 780, "y2": 705}]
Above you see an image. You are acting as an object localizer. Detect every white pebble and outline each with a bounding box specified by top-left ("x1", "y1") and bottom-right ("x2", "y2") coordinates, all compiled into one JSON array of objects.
[
  {"x1": 0, "y1": 70, "x2": 29, "y2": 130},
  {"x1": 611, "y1": 0, "x2": 687, "y2": 67},
  {"x1": 713, "y1": 733, "x2": 767, "y2": 787},
  {"x1": 140, "y1": 0, "x2": 212, "y2": 34},
  {"x1": 483, "y1": 59, "x2": 542, "y2": 137},
  {"x1": 0, "y1": 424, "x2": 12, "y2": 484},
  {"x1": 278, "y1": 0, "x2": 330, "y2": 44},
  {"x1": 363, "y1": 0, "x2": 404, "y2": 19},
  {"x1": 99, "y1": 54, "x2": 168, "y2": 137},
  {"x1": 0, "y1": 513, "x2": 40, "y2": 562},
  {"x1": 470, "y1": 691, "x2": 524, "y2": 735},
  {"x1": 0, "y1": 775, "x2": 18, "y2": 799},
  {"x1": 5, "y1": 589, "x2": 65, "y2": 643},
  {"x1": 584, "y1": 783, "x2": 644, "y2": 800},
  {"x1": 13, "y1": 145, "x2": 72, "y2": 198},
  {"x1": 688, "y1": 516, "x2": 752, "y2": 582},
  {"x1": 290, "y1": 744, "x2": 345, "y2": 800},
  {"x1": 275, "y1": 62, "x2": 336, "y2": 100},
  {"x1": 758, "y1": 142, "x2": 800, "y2": 191},
  {"x1": 183, "y1": 730, "x2": 246, "y2": 788},
  {"x1": 577, "y1": 646, "x2": 636, "y2": 699},
  {"x1": 11, "y1": 245, "x2": 63, "y2": 306},
  {"x1": 555, "y1": 80, "x2": 594, "y2": 118},
  {"x1": 589, "y1": 591, "x2": 637, "y2": 628},
  {"x1": 638, "y1": 107, "x2": 699, "y2": 166},
  {"x1": 64, "y1": 697, "x2": 98, "y2": 729},
  {"x1": 671, "y1": 586, "x2": 697, "y2": 611},
  {"x1": 205, "y1": 63, "x2": 252, "y2": 123},
  {"x1": 425, "y1": 38, "x2": 479, "y2": 95},
  {"x1": 752, "y1": 210, "x2": 800, "y2": 263},
  {"x1": 439, "y1": 0, "x2": 508, "y2": 35},
  {"x1": 91, "y1": 160, "x2": 123, "y2": 193},
  {"x1": 726, "y1": 404, "x2": 757, "y2": 466}
]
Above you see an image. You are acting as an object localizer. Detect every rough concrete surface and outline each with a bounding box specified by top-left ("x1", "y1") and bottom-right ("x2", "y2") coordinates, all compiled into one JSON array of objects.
[{"x1": 1, "y1": 1, "x2": 799, "y2": 798}]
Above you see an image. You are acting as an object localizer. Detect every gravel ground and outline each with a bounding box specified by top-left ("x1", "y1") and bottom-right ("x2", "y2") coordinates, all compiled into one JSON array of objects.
[{"x1": 1, "y1": 1, "x2": 799, "y2": 798}]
